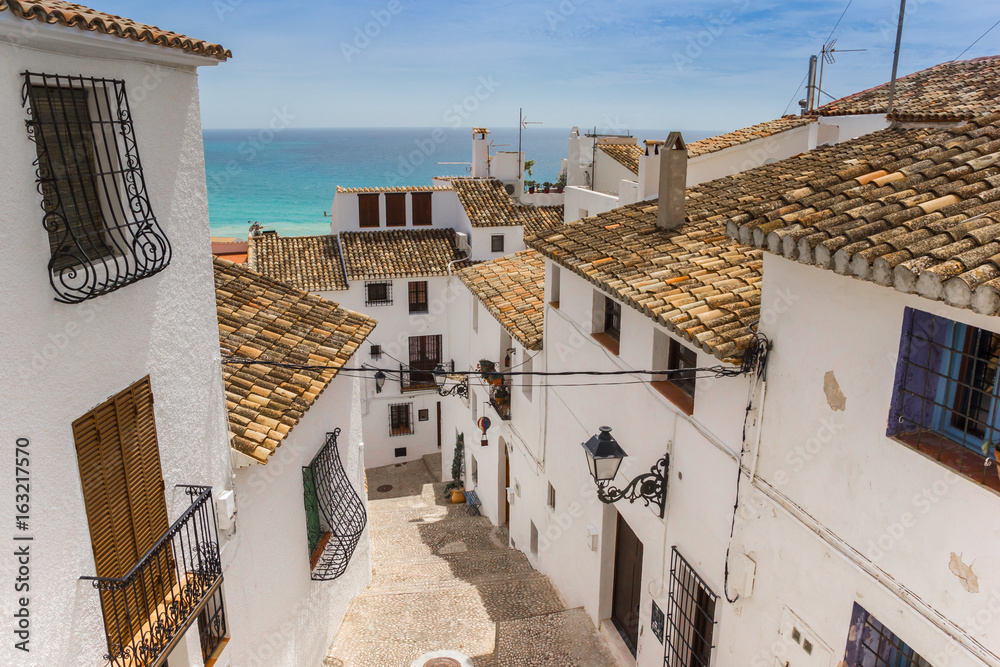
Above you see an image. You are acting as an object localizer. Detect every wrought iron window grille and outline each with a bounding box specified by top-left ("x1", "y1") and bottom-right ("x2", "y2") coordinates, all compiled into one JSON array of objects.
[
  {"x1": 389, "y1": 403, "x2": 414, "y2": 436},
  {"x1": 665, "y1": 547, "x2": 717, "y2": 667},
  {"x1": 301, "y1": 429, "x2": 367, "y2": 581},
  {"x1": 400, "y1": 358, "x2": 451, "y2": 393},
  {"x1": 79, "y1": 485, "x2": 224, "y2": 667},
  {"x1": 843, "y1": 603, "x2": 931, "y2": 666},
  {"x1": 22, "y1": 72, "x2": 172, "y2": 304},
  {"x1": 888, "y1": 308, "x2": 1000, "y2": 485},
  {"x1": 409, "y1": 280, "x2": 429, "y2": 313},
  {"x1": 365, "y1": 281, "x2": 392, "y2": 306}
]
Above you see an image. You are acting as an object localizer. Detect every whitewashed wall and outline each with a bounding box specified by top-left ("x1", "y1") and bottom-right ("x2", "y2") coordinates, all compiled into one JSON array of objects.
[
  {"x1": 727, "y1": 254, "x2": 1000, "y2": 666},
  {"x1": 225, "y1": 375, "x2": 370, "y2": 667},
  {"x1": 0, "y1": 30, "x2": 231, "y2": 667},
  {"x1": 330, "y1": 189, "x2": 463, "y2": 234}
]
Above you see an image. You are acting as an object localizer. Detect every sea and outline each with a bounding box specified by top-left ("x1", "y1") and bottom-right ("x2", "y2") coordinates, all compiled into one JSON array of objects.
[{"x1": 204, "y1": 127, "x2": 719, "y2": 239}]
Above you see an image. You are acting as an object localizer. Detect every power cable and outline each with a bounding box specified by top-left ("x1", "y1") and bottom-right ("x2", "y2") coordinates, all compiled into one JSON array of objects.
[
  {"x1": 782, "y1": 0, "x2": 853, "y2": 116},
  {"x1": 952, "y1": 17, "x2": 1000, "y2": 62}
]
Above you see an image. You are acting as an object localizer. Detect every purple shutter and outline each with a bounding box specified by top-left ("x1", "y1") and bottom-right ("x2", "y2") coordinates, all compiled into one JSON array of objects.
[{"x1": 887, "y1": 308, "x2": 947, "y2": 437}]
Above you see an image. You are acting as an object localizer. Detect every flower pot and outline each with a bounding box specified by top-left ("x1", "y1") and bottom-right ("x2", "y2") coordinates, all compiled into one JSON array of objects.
[
  {"x1": 544, "y1": 187, "x2": 550, "y2": 193},
  {"x1": 451, "y1": 489, "x2": 466, "y2": 504},
  {"x1": 489, "y1": 377, "x2": 503, "y2": 386},
  {"x1": 528, "y1": 187, "x2": 535, "y2": 193}
]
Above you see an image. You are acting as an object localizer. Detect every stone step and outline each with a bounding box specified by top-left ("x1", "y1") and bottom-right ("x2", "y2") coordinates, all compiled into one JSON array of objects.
[{"x1": 494, "y1": 608, "x2": 618, "y2": 667}]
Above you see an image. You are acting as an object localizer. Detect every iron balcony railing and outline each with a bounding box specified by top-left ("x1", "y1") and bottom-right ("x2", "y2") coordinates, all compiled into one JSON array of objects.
[
  {"x1": 80, "y1": 485, "x2": 225, "y2": 667},
  {"x1": 399, "y1": 359, "x2": 453, "y2": 393},
  {"x1": 489, "y1": 375, "x2": 512, "y2": 420}
]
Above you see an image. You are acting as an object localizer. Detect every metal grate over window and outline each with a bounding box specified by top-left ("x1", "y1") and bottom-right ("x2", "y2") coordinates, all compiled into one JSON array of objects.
[
  {"x1": 301, "y1": 429, "x2": 367, "y2": 581},
  {"x1": 365, "y1": 280, "x2": 392, "y2": 306},
  {"x1": 843, "y1": 603, "x2": 932, "y2": 667},
  {"x1": 389, "y1": 403, "x2": 414, "y2": 436},
  {"x1": 665, "y1": 547, "x2": 717, "y2": 667},
  {"x1": 22, "y1": 72, "x2": 171, "y2": 303},
  {"x1": 888, "y1": 308, "x2": 1000, "y2": 485}
]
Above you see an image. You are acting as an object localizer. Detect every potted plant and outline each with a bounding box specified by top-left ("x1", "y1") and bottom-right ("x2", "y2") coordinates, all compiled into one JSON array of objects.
[
  {"x1": 543, "y1": 181, "x2": 551, "y2": 194},
  {"x1": 982, "y1": 440, "x2": 1000, "y2": 482},
  {"x1": 447, "y1": 433, "x2": 465, "y2": 503},
  {"x1": 478, "y1": 359, "x2": 503, "y2": 385}
]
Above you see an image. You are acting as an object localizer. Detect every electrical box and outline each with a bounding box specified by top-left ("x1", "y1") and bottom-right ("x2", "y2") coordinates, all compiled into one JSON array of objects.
[
  {"x1": 586, "y1": 525, "x2": 599, "y2": 551},
  {"x1": 731, "y1": 552, "x2": 757, "y2": 598},
  {"x1": 216, "y1": 489, "x2": 236, "y2": 532},
  {"x1": 455, "y1": 232, "x2": 469, "y2": 252}
]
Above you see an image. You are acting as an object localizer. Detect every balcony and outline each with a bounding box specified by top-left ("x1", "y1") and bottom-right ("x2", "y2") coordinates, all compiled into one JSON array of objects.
[
  {"x1": 81, "y1": 486, "x2": 225, "y2": 667},
  {"x1": 489, "y1": 377, "x2": 512, "y2": 421},
  {"x1": 400, "y1": 359, "x2": 453, "y2": 393}
]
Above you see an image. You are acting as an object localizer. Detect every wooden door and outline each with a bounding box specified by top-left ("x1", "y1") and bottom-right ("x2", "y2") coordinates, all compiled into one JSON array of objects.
[
  {"x1": 436, "y1": 401, "x2": 442, "y2": 449},
  {"x1": 612, "y1": 513, "x2": 643, "y2": 656},
  {"x1": 504, "y1": 452, "x2": 510, "y2": 526},
  {"x1": 408, "y1": 334, "x2": 441, "y2": 385}
]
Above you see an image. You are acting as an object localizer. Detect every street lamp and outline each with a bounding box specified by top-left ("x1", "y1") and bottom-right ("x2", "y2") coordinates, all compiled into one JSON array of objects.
[
  {"x1": 580, "y1": 426, "x2": 669, "y2": 518},
  {"x1": 373, "y1": 370, "x2": 386, "y2": 394},
  {"x1": 434, "y1": 363, "x2": 468, "y2": 398}
]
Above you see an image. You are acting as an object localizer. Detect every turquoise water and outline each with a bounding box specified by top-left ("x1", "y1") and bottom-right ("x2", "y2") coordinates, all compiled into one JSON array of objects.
[{"x1": 204, "y1": 127, "x2": 716, "y2": 238}]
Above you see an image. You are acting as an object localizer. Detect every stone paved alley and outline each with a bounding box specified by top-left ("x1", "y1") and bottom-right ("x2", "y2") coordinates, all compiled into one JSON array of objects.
[{"x1": 325, "y1": 455, "x2": 616, "y2": 667}]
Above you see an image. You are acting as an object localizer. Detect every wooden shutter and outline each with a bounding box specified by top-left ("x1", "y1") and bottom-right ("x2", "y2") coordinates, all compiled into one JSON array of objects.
[
  {"x1": 73, "y1": 377, "x2": 171, "y2": 640},
  {"x1": 30, "y1": 85, "x2": 112, "y2": 267},
  {"x1": 385, "y1": 193, "x2": 406, "y2": 227},
  {"x1": 358, "y1": 194, "x2": 380, "y2": 228},
  {"x1": 411, "y1": 192, "x2": 432, "y2": 226}
]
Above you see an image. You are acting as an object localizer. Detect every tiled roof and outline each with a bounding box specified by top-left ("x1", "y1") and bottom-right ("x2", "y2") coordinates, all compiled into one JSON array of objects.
[
  {"x1": 522, "y1": 205, "x2": 564, "y2": 238},
  {"x1": 215, "y1": 258, "x2": 375, "y2": 463},
  {"x1": 597, "y1": 143, "x2": 644, "y2": 174},
  {"x1": 340, "y1": 228, "x2": 469, "y2": 280},
  {"x1": 814, "y1": 56, "x2": 1000, "y2": 122},
  {"x1": 247, "y1": 233, "x2": 348, "y2": 292},
  {"x1": 459, "y1": 250, "x2": 546, "y2": 351},
  {"x1": 0, "y1": 0, "x2": 231, "y2": 59},
  {"x1": 452, "y1": 178, "x2": 560, "y2": 228},
  {"x1": 527, "y1": 127, "x2": 939, "y2": 360},
  {"x1": 335, "y1": 185, "x2": 451, "y2": 194},
  {"x1": 726, "y1": 113, "x2": 1000, "y2": 316},
  {"x1": 687, "y1": 116, "x2": 816, "y2": 158}
]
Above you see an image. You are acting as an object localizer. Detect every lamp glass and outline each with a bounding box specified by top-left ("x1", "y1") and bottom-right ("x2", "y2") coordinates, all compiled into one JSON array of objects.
[{"x1": 434, "y1": 363, "x2": 446, "y2": 388}]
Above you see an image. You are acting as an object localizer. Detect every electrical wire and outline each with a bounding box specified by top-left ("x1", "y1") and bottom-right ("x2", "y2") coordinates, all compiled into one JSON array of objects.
[
  {"x1": 824, "y1": 0, "x2": 853, "y2": 45},
  {"x1": 781, "y1": 0, "x2": 853, "y2": 116},
  {"x1": 952, "y1": 16, "x2": 1000, "y2": 62}
]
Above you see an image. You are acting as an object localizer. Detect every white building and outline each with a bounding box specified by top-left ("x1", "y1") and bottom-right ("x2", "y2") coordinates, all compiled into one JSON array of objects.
[
  {"x1": 214, "y1": 258, "x2": 376, "y2": 666},
  {"x1": 0, "y1": 4, "x2": 235, "y2": 666}
]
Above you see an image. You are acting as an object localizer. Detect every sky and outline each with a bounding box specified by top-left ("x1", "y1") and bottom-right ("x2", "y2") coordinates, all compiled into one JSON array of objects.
[{"x1": 94, "y1": 0, "x2": 1000, "y2": 132}]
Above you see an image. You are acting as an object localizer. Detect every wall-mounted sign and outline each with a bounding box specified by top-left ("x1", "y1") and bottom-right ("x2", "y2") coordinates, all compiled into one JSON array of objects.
[{"x1": 651, "y1": 600, "x2": 665, "y2": 644}]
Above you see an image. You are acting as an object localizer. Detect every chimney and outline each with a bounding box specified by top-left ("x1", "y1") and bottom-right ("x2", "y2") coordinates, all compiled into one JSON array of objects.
[
  {"x1": 657, "y1": 132, "x2": 687, "y2": 231},
  {"x1": 471, "y1": 127, "x2": 489, "y2": 178}
]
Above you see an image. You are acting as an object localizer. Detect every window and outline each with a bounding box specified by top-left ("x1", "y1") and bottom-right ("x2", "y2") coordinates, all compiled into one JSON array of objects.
[
  {"x1": 394, "y1": 447, "x2": 407, "y2": 458},
  {"x1": 530, "y1": 521, "x2": 539, "y2": 555},
  {"x1": 593, "y1": 292, "x2": 622, "y2": 354},
  {"x1": 665, "y1": 547, "x2": 717, "y2": 667},
  {"x1": 889, "y1": 308, "x2": 1000, "y2": 488},
  {"x1": 24, "y1": 73, "x2": 171, "y2": 303},
  {"x1": 370, "y1": 344, "x2": 382, "y2": 359},
  {"x1": 358, "y1": 194, "x2": 380, "y2": 228},
  {"x1": 604, "y1": 297, "x2": 622, "y2": 341},
  {"x1": 550, "y1": 266, "x2": 561, "y2": 307},
  {"x1": 405, "y1": 334, "x2": 441, "y2": 389},
  {"x1": 547, "y1": 482, "x2": 556, "y2": 510},
  {"x1": 389, "y1": 404, "x2": 413, "y2": 436},
  {"x1": 409, "y1": 280, "x2": 429, "y2": 313},
  {"x1": 72, "y1": 377, "x2": 170, "y2": 639},
  {"x1": 412, "y1": 192, "x2": 433, "y2": 226},
  {"x1": 385, "y1": 193, "x2": 406, "y2": 227},
  {"x1": 843, "y1": 603, "x2": 930, "y2": 667},
  {"x1": 491, "y1": 234, "x2": 505, "y2": 253},
  {"x1": 418, "y1": 408, "x2": 429, "y2": 421},
  {"x1": 653, "y1": 331, "x2": 697, "y2": 415},
  {"x1": 365, "y1": 281, "x2": 392, "y2": 306}
]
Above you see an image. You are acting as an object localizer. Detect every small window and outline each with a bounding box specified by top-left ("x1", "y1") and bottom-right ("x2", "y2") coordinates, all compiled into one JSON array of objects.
[
  {"x1": 370, "y1": 344, "x2": 382, "y2": 359},
  {"x1": 547, "y1": 482, "x2": 556, "y2": 510},
  {"x1": 530, "y1": 521, "x2": 539, "y2": 555},
  {"x1": 412, "y1": 192, "x2": 432, "y2": 226},
  {"x1": 491, "y1": 234, "x2": 505, "y2": 253},
  {"x1": 653, "y1": 331, "x2": 696, "y2": 414},
  {"x1": 385, "y1": 193, "x2": 406, "y2": 227},
  {"x1": 592, "y1": 292, "x2": 621, "y2": 355},
  {"x1": 550, "y1": 265, "x2": 561, "y2": 308},
  {"x1": 365, "y1": 281, "x2": 392, "y2": 306},
  {"x1": 394, "y1": 447, "x2": 407, "y2": 458},
  {"x1": 418, "y1": 409, "x2": 429, "y2": 422},
  {"x1": 665, "y1": 547, "x2": 717, "y2": 667},
  {"x1": 358, "y1": 193, "x2": 380, "y2": 228},
  {"x1": 668, "y1": 339, "x2": 697, "y2": 397},
  {"x1": 389, "y1": 404, "x2": 413, "y2": 436},
  {"x1": 604, "y1": 297, "x2": 621, "y2": 341},
  {"x1": 843, "y1": 603, "x2": 930, "y2": 667},
  {"x1": 409, "y1": 281, "x2": 429, "y2": 314}
]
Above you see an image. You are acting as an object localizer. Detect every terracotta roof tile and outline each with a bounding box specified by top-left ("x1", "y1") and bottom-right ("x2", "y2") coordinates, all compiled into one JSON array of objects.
[
  {"x1": 597, "y1": 143, "x2": 644, "y2": 174},
  {"x1": 528, "y1": 126, "x2": 938, "y2": 361},
  {"x1": 340, "y1": 228, "x2": 469, "y2": 280},
  {"x1": 687, "y1": 116, "x2": 816, "y2": 158},
  {"x1": 247, "y1": 233, "x2": 348, "y2": 292},
  {"x1": 335, "y1": 185, "x2": 451, "y2": 194},
  {"x1": 215, "y1": 258, "x2": 375, "y2": 463},
  {"x1": 0, "y1": 0, "x2": 231, "y2": 59},
  {"x1": 522, "y1": 205, "x2": 564, "y2": 238},
  {"x1": 814, "y1": 56, "x2": 1000, "y2": 122},
  {"x1": 459, "y1": 250, "x2": 546, "y2": 350},
  {"x1": 726, "y1": 112, "x2": 1000, "y2": 316},
  {"x1": 452, "y1": 178, "x2": 564, "y2": 229}
]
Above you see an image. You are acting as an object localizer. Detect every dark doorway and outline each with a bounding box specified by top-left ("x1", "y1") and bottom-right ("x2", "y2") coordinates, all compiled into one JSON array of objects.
[{"x1": 612, "y1": 513, "x2": 643, "y2": 656}]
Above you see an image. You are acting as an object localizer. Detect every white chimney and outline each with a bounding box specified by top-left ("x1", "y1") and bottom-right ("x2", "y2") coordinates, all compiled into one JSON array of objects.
[
  {"x1": 657, "y1": 132, "x2": 687, "y2": 231},
  {"x1": 471, "y1": 127, "x2": 489, "y2": 178},
  {"x1": 637, "y1": 140, "x2": 663, "y2": 201}
]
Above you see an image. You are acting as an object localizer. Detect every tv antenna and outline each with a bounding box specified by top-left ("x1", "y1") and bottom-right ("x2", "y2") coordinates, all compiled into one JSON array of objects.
[
  {"x1": 518, "y1": 107, "x2": 543, "y2": 178},
  {"x1": 816, "y1": 39, "x2": 866, "y2": 107}
]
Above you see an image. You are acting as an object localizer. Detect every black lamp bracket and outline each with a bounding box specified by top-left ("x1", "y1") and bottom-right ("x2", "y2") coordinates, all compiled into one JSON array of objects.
[{"x1": 597, "y1": 454, "x2": 669, "y2": 518}]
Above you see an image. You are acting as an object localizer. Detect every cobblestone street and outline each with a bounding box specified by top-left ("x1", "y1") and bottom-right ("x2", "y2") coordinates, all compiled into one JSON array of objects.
[{"x1": 325, "y1": 455, "x2": 616, "y2": 667}]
